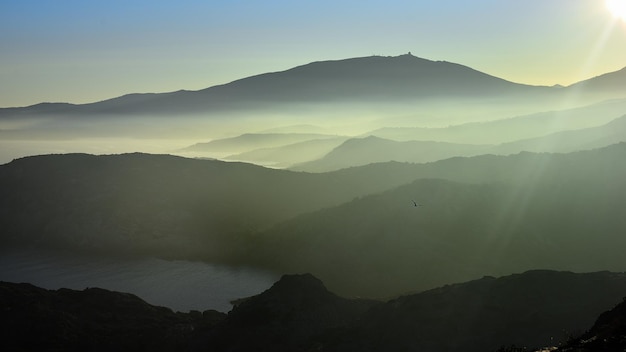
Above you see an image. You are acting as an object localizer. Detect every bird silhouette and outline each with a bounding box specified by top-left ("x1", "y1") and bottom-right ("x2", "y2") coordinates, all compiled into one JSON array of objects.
[{"x1": 412, "y1": 200, "x2": 424, "y2": 207}]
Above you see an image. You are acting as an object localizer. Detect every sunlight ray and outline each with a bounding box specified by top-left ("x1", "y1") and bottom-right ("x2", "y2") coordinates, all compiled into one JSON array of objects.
[{"x1": 557, "y1": 16, "x2": 618, "y2": 110}]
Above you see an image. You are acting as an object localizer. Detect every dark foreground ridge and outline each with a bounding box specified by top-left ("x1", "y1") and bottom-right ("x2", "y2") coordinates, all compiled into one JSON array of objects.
[{"x1": 3, "y1": 271, "x2": 626, "y2": 352}]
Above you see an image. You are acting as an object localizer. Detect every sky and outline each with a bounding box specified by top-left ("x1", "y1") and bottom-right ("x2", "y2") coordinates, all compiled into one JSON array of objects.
[{"x1": 1, "y1": 0, "x2": 625, "y2": 108}]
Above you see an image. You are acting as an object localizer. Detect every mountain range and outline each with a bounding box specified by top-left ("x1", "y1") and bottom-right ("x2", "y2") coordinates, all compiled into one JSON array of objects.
[
  {"x1": 1, "y1": 53, "x2": 625, "y2": 167},
  {"x1": 3, "y1": 143, "x2": 626, "y2": 297},
  {"x1": 2, "y1": 52, "x2": 626, "y2": 350},
  {"x1": 1, "y1": 54, "x2": 624, "y2": 118},
  {"x1": 289, "y1": 113, "x2": 626, "y2": 172}
]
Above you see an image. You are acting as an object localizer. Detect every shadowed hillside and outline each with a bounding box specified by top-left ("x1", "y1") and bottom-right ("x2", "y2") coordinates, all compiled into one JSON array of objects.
[{"x1": 0, "y1": 153, "x2": 427, "y2": 260}]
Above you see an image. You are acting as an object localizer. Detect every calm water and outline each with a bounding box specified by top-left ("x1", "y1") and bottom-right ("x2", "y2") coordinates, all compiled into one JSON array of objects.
[{"x1": 0, "y1": 249, "x2": 280, "y2": 312}]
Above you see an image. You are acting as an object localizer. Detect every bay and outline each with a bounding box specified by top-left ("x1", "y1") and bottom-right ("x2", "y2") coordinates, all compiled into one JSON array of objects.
[{"x1": 0, "y1": 249, "x2": 280, "y2": 313}]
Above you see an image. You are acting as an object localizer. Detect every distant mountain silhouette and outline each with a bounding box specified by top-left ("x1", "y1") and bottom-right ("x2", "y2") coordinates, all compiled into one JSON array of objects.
[
  {"x1": 182, "y1": 133, "x2": 338, "y2": 155},
  {"x1": 568, "y1": 66, "x2": 626, "y2": 94},
  {"x1": 367, "y1": 98, "x2": 626, "y2": 144},
  {"x1": 0, "y1": 54, "x2": 555, "y2": 116},
  {"x1": 224, "y1": 137, "x2": 348, "y2": 168},
  {"x1": 494, "y1": 114, "x2": 626, "y2": 154},
  {"x1": 291, "y1": 115, "x2": 626, "y2": 172}
]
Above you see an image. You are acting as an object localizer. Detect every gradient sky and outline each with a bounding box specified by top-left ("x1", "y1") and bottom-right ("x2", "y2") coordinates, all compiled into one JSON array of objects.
[{"x1": 1, "y1": 0, "x2": 625, "y2": 108}]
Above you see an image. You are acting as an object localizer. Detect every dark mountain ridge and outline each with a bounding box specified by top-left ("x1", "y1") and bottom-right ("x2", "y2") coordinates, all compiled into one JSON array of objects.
[{"x1": 4, "y1": 270, "x2": 626, "y2": 351}]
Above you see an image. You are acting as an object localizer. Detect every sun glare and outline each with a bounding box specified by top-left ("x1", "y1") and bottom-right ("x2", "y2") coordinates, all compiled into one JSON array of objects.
[{"x1": 606, "y1": 0, "x2": 626, "y2": 21}]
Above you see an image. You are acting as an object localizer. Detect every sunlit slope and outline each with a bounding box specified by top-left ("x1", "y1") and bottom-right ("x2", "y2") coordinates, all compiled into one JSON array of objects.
[{"x1": 249, "y1": 143, "x2": 626, "y2": 297}]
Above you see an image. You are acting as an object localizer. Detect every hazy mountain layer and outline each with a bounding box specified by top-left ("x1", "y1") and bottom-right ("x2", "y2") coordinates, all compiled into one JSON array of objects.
[
  {"x1": 1, "y1": 54, "x2": 624, "y2": 167},
  {"x1": 368, "y1": 98, "x2": 626, "y2": 144},
  {"x1": 0, "y1": 153, "x2": 428, "y2": 260},
  {"x1": 290, "y1": 136, "x2": 491, "y2": 172},
  {"x1": 224, "y1": 137, "x2": 348, "y2": 168},
  {"x1": 494, "y1": 114, "x2": 626, "y2": 154},
  {"x1": 181, "y1": 133, "x2": 339, "y2": 156},
  {"x1": 2, "y1": 145, "x2": 626, "y2": 298},
  {"x1": 250, "y1": 144, "x2": 626, "y2": 296},
  {"x1": 291, "y1": 116, "x2": 626, "y2": 172}
]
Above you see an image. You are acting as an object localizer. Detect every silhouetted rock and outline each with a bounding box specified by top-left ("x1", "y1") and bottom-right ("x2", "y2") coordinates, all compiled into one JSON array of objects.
[
  {"x1": 0, "y1": 281, "x2": 226, "y2": 351},
  {"x1": 318, "y1": 270, "x2": 626, "y2": 352},
  {"x1": 4, "y1": 271, "x2": 626, "y2": 351},
  {"x1": 208, "y1": 273, "x2": 380, "y2": 351},
  {"x1": 556, "y1": 296, "x2": 626, "y2": 351}
]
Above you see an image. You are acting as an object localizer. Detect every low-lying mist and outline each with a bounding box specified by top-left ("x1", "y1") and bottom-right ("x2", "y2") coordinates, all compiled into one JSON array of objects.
[{"x1": 1, "y1": 93, "x2": 619, "y2": 165}]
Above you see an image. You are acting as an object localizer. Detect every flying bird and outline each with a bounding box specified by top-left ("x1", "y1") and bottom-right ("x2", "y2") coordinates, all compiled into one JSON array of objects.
[{"x1": 412, "y1": 200, "x2": 424, "y2": 207}]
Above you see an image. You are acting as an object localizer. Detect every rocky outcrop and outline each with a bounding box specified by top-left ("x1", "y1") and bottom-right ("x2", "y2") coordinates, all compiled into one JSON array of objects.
[
  {"x1": 344, "y1": 270, "x2": 626, "y2": 352},
  {"x1": 0, "y1": 281, "x2": 225, "y2": 351},
  {"x1": 4, "y1": 270, "x2": 626, "y2": 351},
  {"x1": 556, "y1": 297, "x2": 626, "y2": 351},
  {"x1": 208, "y1": 273, "x2": 380, "y2": 351}
]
